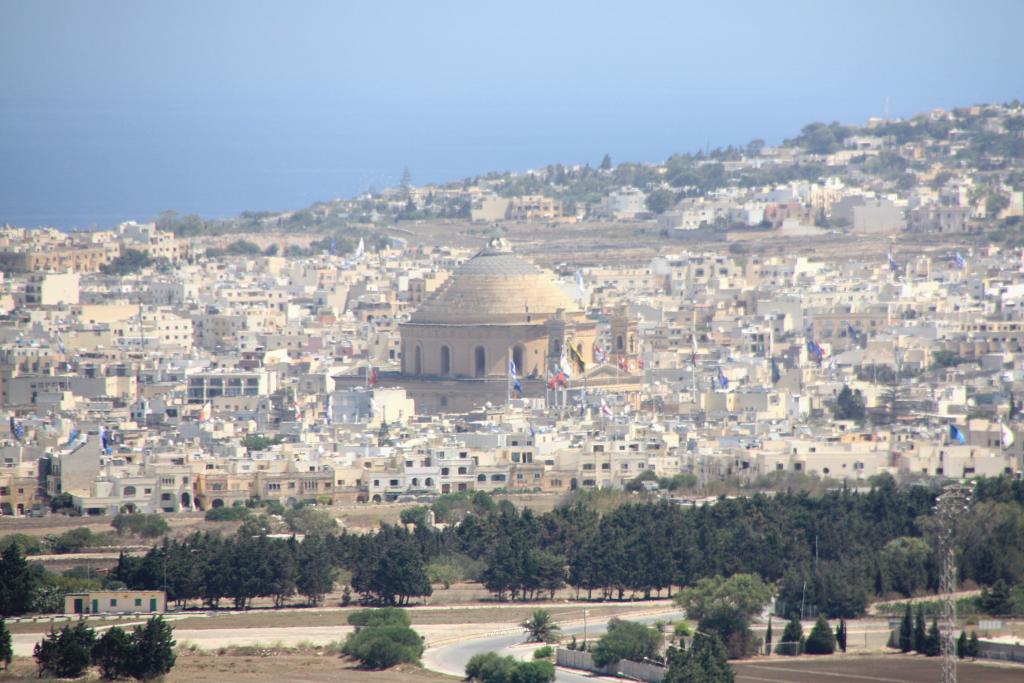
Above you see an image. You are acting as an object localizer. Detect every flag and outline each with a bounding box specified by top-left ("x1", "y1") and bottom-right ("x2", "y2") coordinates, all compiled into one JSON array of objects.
[
  {"x1": 954, "y1": 252, "x2": 966, "y2": 269},
  {"x1": 638, "y1": 358, "x2": 645, "y2": 369},
  {"x1": 845, "y1": 322, "x2": 861, "y2": 345},
  {"x1": 529, "y1": 423, "x2": 536, "y2": 438},
  {"x1": 949, "y1": 424, "x2": 966, "y2": 445},
  {"x1": 369, "y1": 367, "x2": 379, "y2": 386},
  {"x1": 593, "y1": 342, "x2": 607, "y2": 363},
  {"x1": 887, "y1": 252, "x2": 901, "y2": 276},
  {"x1": 771, "y1": 358, "x2": 782, "y2": 384},
  {"x1": 508, "y1": 359, "x2": 518, "y2": 378},
  {"x1": 556, "y1": 370, "x2": 567, "y2": 387},
  {"x1": 559, "y1": 349, "x2": 572, "y2": 379},
  {"x1": 618, "y1": 356, "x2": 628, "y2": 371},
  {"x1": 717, "y1": 366, "x2": 729, "y2": 390},
  {"x1": 199, "y1": 402, "x2": 212, "y2": 424},
  {"x1": 354, "y1": 237, "x2": 365, "y2": 259},
  {"x1": 67, "y1": 426, "x2": 79, "y2": 446},
  {"x1": 8, "y1": 416, "x2": 14, "y2": 435},
  {"x1": 600, "y1": 399, "x2": 612, "y2": 417},
  {"x1": 13, "y1": 420, "x2": 25, "y2": 441},
  {"x1": 547, "y1": 372, "x2": 557, "y2": 390},
  {"x1": 807, "y1": 339, "x2": 825, "y2": 365},
  {"x1": 568, "y1": 344, "x2": 586, "y2": 373},
  {"x1": 691, "y1": 334, "x2": 699, "y2": 365},
  {"x1": 513, "y1": 378, "x2": 523, "y2": 396},
  {"x1": 326, "y1": 394, "x2": 334, "y2": 425},
  {"x1": 575, "y1": 270, "x2": 586, "y2": 301},
  {"x1": 1002, "y1": 422, "x2": 1015, "y2": 449}
]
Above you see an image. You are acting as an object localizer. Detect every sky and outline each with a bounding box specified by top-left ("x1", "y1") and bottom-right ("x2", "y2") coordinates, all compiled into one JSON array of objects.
[{"x1": 1, "y1": 0, "x2": 1022, "y2": 228}]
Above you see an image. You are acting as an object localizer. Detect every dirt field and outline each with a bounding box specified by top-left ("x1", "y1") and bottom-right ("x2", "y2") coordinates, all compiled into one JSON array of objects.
[
  {"x1": 732, "y1": 654, "x2": 1024, "y2": 683},
  {"x1": 0, "y1": 655, "x2": 456, "y2": 683}
]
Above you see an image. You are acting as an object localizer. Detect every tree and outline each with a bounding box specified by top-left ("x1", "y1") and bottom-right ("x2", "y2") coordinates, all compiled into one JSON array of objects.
[
  {"x1": 521, "y1": 609, "x2": 561, "y2": 643},
  {"x1": 34, "y1": 622, "x2": 96, "y2": 678},
  {"x1": 645, "y1": 189, "x2": 675, "y2": 214},
  {"x1": 804, "y1": 615, "x2": 836, "y2": 655},
  {"x1": 92, "y1": 626, "x2": 134, "y2": 680},
  {"x1": 979, "y1": 579, "x2": 1012, "y2": 615},
  {"x1": 0, "y1": 618, "x2": 11, "y2": 670},
  {"x1": 956, "y1": 630, "x2": 966, "y2": 659},
  {"x1": 777, "y1": 615, "x2": 803, "y2": 656},
  {"x1": 834, "y1": 385, "x2": 866, "y2": 421},
  {"x1": 967, "y1": 631, "x2": 979, "y2": 659},
  {"x1": 879, "y1": 537, "x2": 931, "y2": 597},
  {"x1": 836, "y1": 618, "x2": 847, "y2": 653},
  {"x1": 100, "y1": 248, "x2": 154, "y2": 275},
  {"x1": 0, "y1": 542, "x2": 36, "y2": 616},
  {"x1": 913, "y1": 605, "x2": 926, "y2": 653},
  {"x1": 663, "y1": 633, "x2": 734, "y2": 683},
  {"x1": 764, "y1": 617, "x2": 772, "y2": 655},
  {"x1": 898, "y1": 604, "x2": 913, "y2": 652},
  {"x1": 676, "y1": 574, "x2": 774, "y2": 659},
  {"x1": 592, "y1": 618, "x2": 663, "y2": 667},
  {"x1": 296, "y1": 536, "x2": 334, "y2": 606},
  {"x1": 600, "y1": 154, "x2": 613, "y2": 171},
  {"x1": 341, "y1": 621, "x2": 424, "y2": 669},
  {"x1": 128, "y1": 616, "x2": 177, "y2": 679},
  {"x1": 466, "y1": 652, "x2": 555, "y2": 683},
  {"x1": 923, "y1": 619, "x2": 941, "y2": 657}
]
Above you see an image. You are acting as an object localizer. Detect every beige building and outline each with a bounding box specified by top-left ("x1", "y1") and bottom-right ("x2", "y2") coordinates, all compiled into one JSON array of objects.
[{"x1": 65, "y1": 590, "x2": 166, "y2": 615}]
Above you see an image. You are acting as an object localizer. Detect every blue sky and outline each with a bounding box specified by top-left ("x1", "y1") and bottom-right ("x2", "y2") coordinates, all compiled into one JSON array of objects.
[{"x1": 2, "y1": 0, "x2": 1022, "y2": 227}]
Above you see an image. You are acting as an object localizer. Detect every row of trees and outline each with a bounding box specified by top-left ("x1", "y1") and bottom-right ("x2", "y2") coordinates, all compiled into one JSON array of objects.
[
  {"x1": 32, "y1": 617, "x2": 175, "y2": 680},
  {"x1": 62, "y1": 475, "x2": 1024, "y2": 619}
]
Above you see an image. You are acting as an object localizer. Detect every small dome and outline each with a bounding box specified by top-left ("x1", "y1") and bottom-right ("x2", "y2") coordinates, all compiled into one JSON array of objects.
[{"x1": 409, "y1": 242, "x2": 578, "y2": 324}]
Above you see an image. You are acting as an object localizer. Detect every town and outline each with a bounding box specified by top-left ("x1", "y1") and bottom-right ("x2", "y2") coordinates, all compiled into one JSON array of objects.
[{"x1": 2, "y1": 101, "x2": 1024, "y2": 682}]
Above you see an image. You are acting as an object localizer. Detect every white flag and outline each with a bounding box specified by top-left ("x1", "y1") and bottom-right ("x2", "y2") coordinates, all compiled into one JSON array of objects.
[
  {"x1": 1002, "y1": 422, "x2": 1015, "y2": 449},
  {"x1": 355, "y1": 237, "x2": 365, "y2": 259}
]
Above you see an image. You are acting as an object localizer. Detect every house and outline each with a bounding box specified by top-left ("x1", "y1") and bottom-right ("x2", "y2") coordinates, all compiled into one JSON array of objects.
[{"x1": 65, "y1": 590, "x2": 166, "y2": 615}]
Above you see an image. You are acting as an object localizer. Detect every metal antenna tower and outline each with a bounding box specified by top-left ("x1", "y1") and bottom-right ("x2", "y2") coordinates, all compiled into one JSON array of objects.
[{"x1": 935, "y1": 482, "x2": 974, "y2": 683}]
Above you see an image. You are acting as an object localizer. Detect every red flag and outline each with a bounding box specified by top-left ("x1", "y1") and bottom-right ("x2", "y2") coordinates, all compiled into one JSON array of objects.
[{"x1": 370, "y1": 367, "x2": 379, "y2": 386}]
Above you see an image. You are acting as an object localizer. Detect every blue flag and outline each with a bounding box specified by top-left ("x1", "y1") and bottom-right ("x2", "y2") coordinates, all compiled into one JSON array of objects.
[
  {"x1": 954, "y1": 252, "x2": 966, "y2": 269},
  {"x1": 717, "y1": 366, "x2": 729, "y2": 389},
  {"x1": 950, "y1": 424, "x2": 966, "y2": 445},
  {"x1": 771, "y1": 358, "x2": 782, "y2": 384},
  {"x1": 513, "y1": 378, "x2": 522, "y2": 395}
]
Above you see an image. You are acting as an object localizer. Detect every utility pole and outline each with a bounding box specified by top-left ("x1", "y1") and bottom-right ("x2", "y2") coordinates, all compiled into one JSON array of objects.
[{"x1": 935, "y1": 482, "x2": 974, "y2": 683}]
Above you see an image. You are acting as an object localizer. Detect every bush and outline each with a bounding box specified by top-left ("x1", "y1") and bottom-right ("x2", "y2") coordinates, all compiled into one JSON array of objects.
[
  {"x1": 0, "y1": 533, "x2": 47, "y2": 555},
  {"x1": 92, "y1": 626, "x2": 134, "y2": 680},
  {"x1": 111, "y1": 513, "x2": 169, "y2": 538},
  {"x1": 803, "y1": 615, "x2": 836, "y2": 655},
  {"x1": 347, "y1": 607, "x2": 411, "y2": 629},
  {"x1": 205, "y1": 506, "x2": 250, "y2": 522},
  {"x1": 283, "y1": 506, "x2": 338, "y2": 536},
  {"x1": 776, "y1": 616, "x2": 803, "y2": 656},
  {"x1": 341, "y1": 623, "x2": 423, "y2": 668},
  {"x1": 533, "y1": 645, "x2": 553, "y2": 660},
  {"x1": 466, "y1": 652, "x2": 555, "y2": 683},
  {"x1": 34, "y1": 622, "x2": 96, "y2": 678},
  {"x1": 592, "y1": 618, "x2": 663, "y2": 667}
]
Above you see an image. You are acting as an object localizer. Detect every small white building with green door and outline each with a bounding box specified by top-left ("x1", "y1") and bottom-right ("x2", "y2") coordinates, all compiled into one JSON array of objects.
[{"x1": 64, "y1": 590, "x2": 166, "y2": 615}]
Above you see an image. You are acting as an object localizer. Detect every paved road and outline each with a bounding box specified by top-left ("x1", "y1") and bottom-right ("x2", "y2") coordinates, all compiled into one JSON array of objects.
[{"x1": 423, "y1": 609, "x2": 685, "y2": 682}]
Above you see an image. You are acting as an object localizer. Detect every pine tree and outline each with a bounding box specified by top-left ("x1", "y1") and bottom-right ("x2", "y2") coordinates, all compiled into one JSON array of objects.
[
  {"x1": 765, "y1": 616, "x2": 773, "y2": 655},
  {"x1": 898, "y1": 604, "x2": 913, "y2": 652},
  {"x1": 0, "y1": 543, "x2": 36, "y2": 616},
  {"x1": 0, "y1": 618, "x2": 11, "y2": 670},
  {"x1": 967, "y1": 631, "x2": 979, "y2": 659},
  {"x1": 836, "y1": 618, "x2": 847, "y2": 653},
  {"x1": 804, "y1": 615, "x2": 836, "y2": 655},
  {"x1": 778, "y1": 615, "x2": 803, "y2": 656},
  {"x1": 91, "y1": 626, "x2": 133, "y2": 680},
  {"x1": 600, "y1": 154, "x2": 613, "y2": 171},
  {"x1": 913, "y1": 605, "x2": 926, "y2": 653},
  {"x1": 128, "y1": 616, "x2": 176, "y2": 680},
  {"x1": 924, "y1": 619, "x2": 941, "y2": 657},
  {"x1": 956, "y1": 630, "x2": 966, "y2": 659}
]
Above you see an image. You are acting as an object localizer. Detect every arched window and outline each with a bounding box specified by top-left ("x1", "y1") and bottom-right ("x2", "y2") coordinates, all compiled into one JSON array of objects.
[
  {"x1": 414, "y1": 344, "x2": 422, "y2": 375},
  {"x1": 512, "y1": 346, "x2": 525, "y2": 375},
  {"x1": 474, "y1": 346, "x2": 486, "y2": 377},
  {"x1": 123, "y1": 486, "x2": 136, "y2": 497},
  {"x1": 440, "y1": 346, "x2": 451, "y2": 376}
]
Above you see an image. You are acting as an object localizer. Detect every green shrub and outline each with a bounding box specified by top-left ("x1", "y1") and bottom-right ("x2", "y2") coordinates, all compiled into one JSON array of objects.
[
  {"x1": 803, "y1": 615, "x2": 836, "y2": 655},
  {"x1": 340, "y1": 624, "x2": 423, "y2": 668},
  {"x1": 592, "y1": 618, "x2": 662, "y2": 667},
  {"x1": 111, "y1": 513, "x2": 169, "y2": 538},
  {"x1": 533, "y1": 645, "x2": 553, "y2": 659},
  {"x1": 34, "y1": 622, "x2": 96, "y2": 678},
  {"x1": 205, "y1": 506, "x2": 250, "y2": 522},
  {"x1": 347, "y1": 607, "x2": 411, "y2": 629}
]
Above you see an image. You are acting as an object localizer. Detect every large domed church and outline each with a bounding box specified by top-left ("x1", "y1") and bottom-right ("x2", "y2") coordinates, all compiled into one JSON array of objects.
[{"x1": 341, "y1": 238, "x2": 642, "y2": 415}]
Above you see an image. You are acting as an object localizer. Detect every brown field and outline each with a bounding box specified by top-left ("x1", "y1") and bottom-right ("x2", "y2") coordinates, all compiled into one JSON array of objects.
[
  {"x1": 733, "y1": 654, "x2": 1024, "y2": 683},
  {"x1": 0, "y1": 655, "x2": 456, "y2": 683}
]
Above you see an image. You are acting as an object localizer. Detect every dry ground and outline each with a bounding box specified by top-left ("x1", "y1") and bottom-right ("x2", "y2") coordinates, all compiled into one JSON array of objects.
[{"x1": 733, "y1": 654, "x2": 1024, "y2": 683}]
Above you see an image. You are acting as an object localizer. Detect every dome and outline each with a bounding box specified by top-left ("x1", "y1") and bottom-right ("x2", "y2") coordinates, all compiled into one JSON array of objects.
[{"x1": 409, "y1": 239, "x2": 579, "y2": 325}]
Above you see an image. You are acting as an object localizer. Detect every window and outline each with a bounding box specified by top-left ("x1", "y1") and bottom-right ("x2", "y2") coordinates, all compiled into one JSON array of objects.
[
  {"x1": 135, "y1": 598, "x2": 142, "y2": 607},
  {"x1": 474, "y1": 346, "x2": 486, "y2": 377},
  {"x1": 110, "y1": 599, "x2": 118, "y2": 607}
]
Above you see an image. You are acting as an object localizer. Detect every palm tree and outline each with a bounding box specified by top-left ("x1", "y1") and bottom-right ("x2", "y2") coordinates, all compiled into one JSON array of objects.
[{"x1": 521, "y1": 609, "x2": 561, "y2": 643}]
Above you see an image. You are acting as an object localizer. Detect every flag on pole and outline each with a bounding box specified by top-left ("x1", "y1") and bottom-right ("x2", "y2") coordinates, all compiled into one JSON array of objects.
[
  {"x1": 559, "y1": 349, "x2": 572, "y2": 379},
  {"x1": 600, "y1": 398, "x2": 612, "y2": 417},
  {"x1": 717, "y1": 366, "x2": 729, "y2": 390},
  {"x1": 513, "y1": 377, "x2": 523, "y2": 396},
  {"x1": 326, "y1": 394, "x2": 334, "y2": 425},
  {"x1": 199, "y1": 402, "x2": 212, "y2": 424},
  {"x1": 354, "y1": 237, "x2": 365, "y2": 259},
  {"x1": 887, "y1": 252, "x2": 901, "y2": 276},
  {"x1": 568, "y1": 344, "x2": 586, "y2": 373},
  {"x1": 806, "y1": 339, "x2": 825, "y2": 365},
  {"x1": 1001, "y1": 422, "x2": 1015, "y2": 449},
  {"x1": 771, "y1": 358, "x2": 782, "y2": 384},
  {"x1": 369, "y1": 367, "x2": 379, "y2": 387},
  {"x1": 954, "y1": 251, "x2": 966, "y2": 269},
  {"x1": 509, "y1": 359, "x2": 518, "y2": 378},
  {"x1": 949, "y1": 424, "x2": 966, "y2": 445},
  {"x1": 66, "y1": 425, "x2": 79, "y2": 446},
  {"x1": 593, "y1": 342, "x2": 607, "y2": 363},
  {"x1": 575, "y1": 270, "x2": 587, "y2": 301}
]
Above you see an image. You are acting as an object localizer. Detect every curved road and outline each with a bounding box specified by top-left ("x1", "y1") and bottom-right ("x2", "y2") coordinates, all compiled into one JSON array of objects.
[{"x1": 424, "y1": 609, "x2": 686, "y2": 682}]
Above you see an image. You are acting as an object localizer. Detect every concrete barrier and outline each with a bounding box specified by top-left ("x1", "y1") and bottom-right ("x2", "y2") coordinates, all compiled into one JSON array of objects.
[{"x1": 977, "y1": 640, "x2": 1024, "y2": 664}]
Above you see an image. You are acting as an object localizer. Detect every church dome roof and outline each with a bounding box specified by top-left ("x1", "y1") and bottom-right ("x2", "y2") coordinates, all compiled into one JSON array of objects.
[{"x1": 409, "y1": 238, "x2": 579, "y2": 325}]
